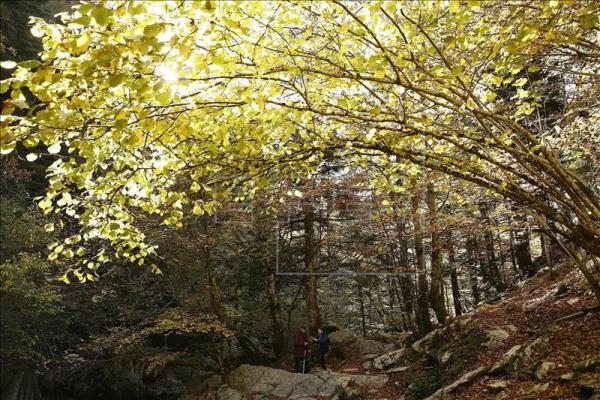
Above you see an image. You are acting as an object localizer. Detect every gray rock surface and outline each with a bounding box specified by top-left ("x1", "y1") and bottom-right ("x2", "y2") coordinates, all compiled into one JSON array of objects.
[
  {"x1": 355, "y1": 337, "x2": 394, "y2": 355},
  {"x1": 217, "y1": 385, "x2": 245, "y2": 400},
  {"x1": 328, "y1": 329, "x2": 356, "y2": 346},
  {"x1": 489, "y1": 344, "x2": 524, "y2": 374},
  {"x1": 228, "y1": 364, "x2": 388, "y2": 399},
  {"x1": 489, "y1": 337, "x2": 548, "y2": 375},
  {"x1": 534, "y1": 361, "x2": 556, "y2": 380},
  {"x1": 372, "y1": 348, "x2": 406, "y2": 370},
  {"x1": 483, "y1": 327, "x2": 514, "y2": 348},
  {"x1": 424, "y1": 366, "x2": 489, "y2": 400},
  {"x1": 439, "y1": 350, "x2": 452, "y2": 365},
  {"x1": 411, "y1": 328, "x2": 442, "y2": 353}
]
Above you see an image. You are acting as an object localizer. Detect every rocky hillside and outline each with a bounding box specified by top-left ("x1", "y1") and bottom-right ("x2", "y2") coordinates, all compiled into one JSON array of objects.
[{"x1": 187, "y1": 262, "x2": 599, "y2": 400}]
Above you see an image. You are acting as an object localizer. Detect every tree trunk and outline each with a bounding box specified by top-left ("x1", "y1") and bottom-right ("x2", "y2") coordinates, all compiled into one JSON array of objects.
[
  {"x1": 466, "y1": 237, "x2": 481, "y2": 305},
  {"x1": 540, "y1": 229, "x2": 555, "y2": 277},
  {"x1": 411, "y1": 191, "x2": 433, "y2": 335},
  {"x1": 390, "y1": 276, "x2": 407, "y2": 329},
  {"x1": 426, "y1": 182, "x2": 447, "y2": 323},
  {"x1": 448, "y1": 238, "x2": 463, "y2": 316},
  {"x1": 475, "y1": 237, "x2": 493, "y2": 297},
  {"x1": 304, "y1": 202, "x2": 321, "y2": 336},
  {"x1": 479, "y1": 202, "x2": 505, "y2": 291},
  {"x1": 203, "y1": 245, "x2": 225, "y2": 320},
  {"x1": 395, "y1": 217, "x2": 415, "y2": 330},
  {"x1": 265, "y1": 270, "x2": 285, "y2": 359},
  {"x1": 387, "y1": 276, "x2": 396, "y2": 310},
  {"x1": 357, "y1": 282, "x2": 367, "y2": 336},
  {"x1": 254, "y1": 213, "x2": 286, "y2": 359},
  {"x1": 512, "y1": 210, "x2": 536, "y2": 277},
  {"x1": 509, "y1": 229, "x2": 519, "y2": 276}
]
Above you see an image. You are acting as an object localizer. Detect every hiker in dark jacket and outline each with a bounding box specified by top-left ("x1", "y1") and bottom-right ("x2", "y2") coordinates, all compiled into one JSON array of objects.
[
  {"x1": 313, "y1": 328, "x2": 329, "y2": 370},
  {"x1": 293, "y1": 327, "x2": 309, "y2": 373}
]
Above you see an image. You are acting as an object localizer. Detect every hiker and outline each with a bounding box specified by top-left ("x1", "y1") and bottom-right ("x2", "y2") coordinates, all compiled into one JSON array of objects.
[
  {"x1": 293, "y1": 326, "x2": 309, "y2": 373},
  {"x1": 313, "y1": 328, "x2": 330, "y2": 370}
]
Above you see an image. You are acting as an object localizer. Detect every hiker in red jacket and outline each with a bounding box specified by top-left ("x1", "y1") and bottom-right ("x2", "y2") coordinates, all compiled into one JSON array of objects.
[{"x1": 293, "y1": 326, "x2": 309, "y2": 373}]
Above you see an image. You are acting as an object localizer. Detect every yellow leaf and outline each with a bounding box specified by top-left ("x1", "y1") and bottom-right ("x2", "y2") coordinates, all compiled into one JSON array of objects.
[
  {"x1": 484, "y1": 91, "x2": 497, "y2": 101},
  {"x1": 1, "y1": 141, "x2": 16, "y2": 155},
  {"x1": 144, "y1": 23, "x2": 163, "y2": 38},
  {"x1": 157, "y1": 89, "x2": 172, "y2": 105},
  {"x1": 91, "y1": 6, "x2": 112, "y2": 25},
  {"x1": 0, "y1": 61, "x2": 17, "y2": 69},
  {"x1": 513, "y1": 77, "x2": 527, "y2": 87},
  {"x1": 449, "y1": 1, "x2": 460, "y2": 14},
  {"x1": 48, "y1": 142, "x2": 61, "y2": 154},
  {"x1": 255, "y1": 94, "x2": 265, "y2": 109},
  {"x1": 26, "y1": 153, "x2": 38, "y2": 162},
  {"x1": 108, "y1": 73, "x2": 126, "y2": 87},
  {"x1": 193, "y1": 202, "x2": 204, "y2": 215}
]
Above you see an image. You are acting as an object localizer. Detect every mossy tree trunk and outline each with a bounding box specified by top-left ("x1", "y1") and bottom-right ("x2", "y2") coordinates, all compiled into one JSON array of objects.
[
  {"x1": 303, "y1": 202, "x2": 321, "y2": 336},
  {"x1": 426, "y1": 182, "x2": 447, "y2": 324},
  {"x1": 411, "y1": 191, "x2": 432, "y2": 336}
]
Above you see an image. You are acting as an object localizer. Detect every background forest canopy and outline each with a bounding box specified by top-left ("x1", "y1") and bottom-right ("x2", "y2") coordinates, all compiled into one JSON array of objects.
[{"x1": 0, "y1": 0, "x2": 599, "y2": 395}]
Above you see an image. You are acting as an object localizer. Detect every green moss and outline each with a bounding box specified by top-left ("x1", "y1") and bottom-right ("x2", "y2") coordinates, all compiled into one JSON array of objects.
[
  {"x1": 407, "y1": 371, "x2": 443, "y2": 398},
  {"x1": 408, "y1": 326, "x2": 486, "y2": 398},
  {"x1": 340, "y1": 385, "x2": 368, "y2": 400},
  {"x1": 430, "y1": 332, "x2": 445, "y2": 350}
]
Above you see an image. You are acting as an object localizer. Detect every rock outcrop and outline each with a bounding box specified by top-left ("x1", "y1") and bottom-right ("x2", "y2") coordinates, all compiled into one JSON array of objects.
[
  {"x1": 489, "y1": 337, "x2": 548, "y2": 375},
  {"x1": 355, "y1": 337, "x2": 395, "y2": 355},
  {"x1": 483, "y1": 326, "x2": 515, "y2": 348},
  {"x1": 423, "y1": 366, "x2": 489, "y2": 400},
  {"x1": 220, "y1": 364, "x2": 388, "y2": 400},
  {"x1": 371, "y1": 348, "x2": 406, "y2": 370},
  {"x1": 534, "y1": 360, "x2": 556, "y2": 380},
  {"x1": 328, "y1": 328, "x2": 356, "y2": 346}
]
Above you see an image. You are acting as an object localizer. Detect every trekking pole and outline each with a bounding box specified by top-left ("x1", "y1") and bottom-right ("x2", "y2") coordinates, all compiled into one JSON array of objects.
[{"x1": 302, "y1": 347, "x2": 307, "y2": 374}]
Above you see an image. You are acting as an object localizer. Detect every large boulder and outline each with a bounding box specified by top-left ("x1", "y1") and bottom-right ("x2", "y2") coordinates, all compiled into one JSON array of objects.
[
  {"x1": 227, "y1": 364, "x2": 387, "y2": 399},
  {"x1": 355, "y1": 338, "x2": 394, "y2": 355},
  {"x1": 411, "y1": 328, "x2": 443, "y2": 354},
  {"x1": 328, "y1": 328, "x2": 357, "y2": 359},
  {"x1": 216, "y1": 385, "x2": 245, "y2": 400},
  {"x1": 488, "y1": 337, "x2": 549, "y2": 375},
  {"x1": 328, "y1": 329, "x2": 356, "y2": 346},
  {"x1": 483, "y1": 326, "x2": 515, "y2": 348},
  {"x1": 371, "y1": 348, "x2": 406, "y2": 370},
  {"x1": 316, "y1": 370, "x2": 388, "y2": 391}
]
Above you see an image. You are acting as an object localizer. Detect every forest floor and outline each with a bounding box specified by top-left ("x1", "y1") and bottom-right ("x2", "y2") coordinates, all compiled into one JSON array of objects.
[
  {"x1": 294, "y1": 262, "x2": 600, "y2": 400},
  {"x1": 458, "y1": 264, "x2": 600, "y2": 400}
]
